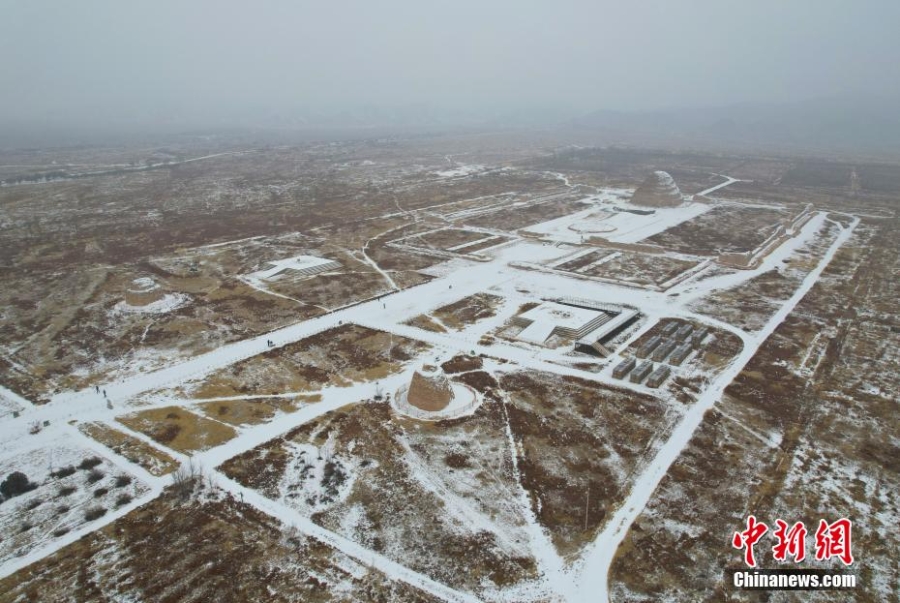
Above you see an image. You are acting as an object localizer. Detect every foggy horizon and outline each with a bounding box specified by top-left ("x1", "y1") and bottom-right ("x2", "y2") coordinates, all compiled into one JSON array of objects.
[{"x1": 2, "y1": 0, "x2": 900, "y2": 134}]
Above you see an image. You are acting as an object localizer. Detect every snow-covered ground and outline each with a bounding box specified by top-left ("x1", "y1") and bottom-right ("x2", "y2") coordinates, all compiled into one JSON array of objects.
[
  {"x1": 247, "y1": 254, "x2": 340, "y2": 281},
  {"x1": 112, "y1": 292, "x2": 190, "y2": 315},
  {"x1": 524, "y1": 190, "x2": 712, "y2": 245},
  {"x1": 0, "y1": 169, "x2": 862, "y2": 602},
  {"x1": 0, "y1": 430, "x2": 156, "y2": 578},
  {"x1": 434, "y1": 164, "x2": 485, "y2": 178}
]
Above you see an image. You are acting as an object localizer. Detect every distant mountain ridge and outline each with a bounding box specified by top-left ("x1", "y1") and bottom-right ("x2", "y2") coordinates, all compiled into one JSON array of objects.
[
  {"x1": 5, "y1": 96, "x2": 899, "y2": 158},
  {"x1": 570, "y1": 96, "x2": 900, "y2": 157}
]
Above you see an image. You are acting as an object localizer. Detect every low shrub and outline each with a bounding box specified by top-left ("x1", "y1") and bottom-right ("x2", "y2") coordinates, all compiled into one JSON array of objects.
[
  {"x1": 51, "y1": 466, "x2": 77, "y2": 479},
  {"x1": 84, "y1": 506, "x2": 107, "y2": 521},
  {"x1": 78, "y1": 457, "x2": 103, "y2": 471},
  {"x1": 1, "y1": 471, "x2": 37, "y2": 498}
]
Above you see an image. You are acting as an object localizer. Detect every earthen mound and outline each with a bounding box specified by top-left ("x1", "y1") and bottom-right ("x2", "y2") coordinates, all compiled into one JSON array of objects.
[
  {"x1": 630, "y1": 171, "x2": 684, "y2": 208},
  {"x1": 125, "y1": 277, "x2": 165, "y2": 307},
  {"x1": 407, "y1": 369, "x2": 453, "y2": 412}
]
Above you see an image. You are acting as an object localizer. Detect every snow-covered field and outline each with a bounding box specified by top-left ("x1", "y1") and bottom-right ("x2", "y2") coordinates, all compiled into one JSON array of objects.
[
  {"x1": 0, "y1": 163, "x2": 872, "y2": 602},
  {"x1": 0, "y1": 432, "x2": 151, "y2": 570},
  {"x1": 522, "y1": 187, "x2": 712, "y2": 245}
]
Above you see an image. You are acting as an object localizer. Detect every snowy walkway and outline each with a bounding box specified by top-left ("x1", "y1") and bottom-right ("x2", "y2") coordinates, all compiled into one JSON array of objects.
[{"x1": 695, "y1": 174, "x2": 743, "y2": 197}]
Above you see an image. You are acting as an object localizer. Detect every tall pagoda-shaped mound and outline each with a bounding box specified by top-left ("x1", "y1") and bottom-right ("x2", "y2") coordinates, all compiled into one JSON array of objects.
[
  {"x1": 630, "y1": 171, "x2": 684, "y2": 208},
  {"x1": 406, "y1": 366, "x2": 453, "y2": 412}
]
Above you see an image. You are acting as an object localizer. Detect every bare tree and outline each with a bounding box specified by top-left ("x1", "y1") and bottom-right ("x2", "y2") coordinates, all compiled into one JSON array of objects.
[{"x1": 171, "y1": 458, "x2": 203, "y2": 501}]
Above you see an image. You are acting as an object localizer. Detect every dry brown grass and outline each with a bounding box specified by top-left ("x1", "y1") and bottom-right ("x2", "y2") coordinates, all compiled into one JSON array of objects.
[
  {"x1": 197, "y1": 394, "x2": 320, "y2": 427},
  {"x1": 432, "y1": 293, "x2": 504, "y2": 330},
  {"x1": 416, "y1": 228, "x2": 488, "y2": 250},
  {"x1": 0, "y1": 490, "x2": 439, "y2": 603},
  {"x1": 403, "y1": 314, "x2": 448, "y2": 333},
  {"x1": 456, "y1": 235, "x2": 512, "y2": 254},
  {"x1": 645, "y1": 204, "x2": 789, "y2": 255},
  {"x1": 220, "y1": 402, "x2": 539, "y2": 594},
  {"x1": 78, "y1": 422, "x2": 178, "y2": 475},
  {"x1": 499, "y1": 371, "x2": 671, "y2": 557},
  {"x1": 464, "y1": 196, "x2": 585, "y2": 231},
  {"x1": 118, "y1": 406, "x2": 237, "y2": 454},
  {"x1": 188, "y1": 324, "x2": 429, "y2": 400},
  {"x1": 0, "y1": 266, "x2": 312, "y2": 403},
  {"x1": 583, "y1": 252, "x2": 698, "y2": 287},
  {"x1": 609, "y1": 220, "x2": 900, "y2": 602}
]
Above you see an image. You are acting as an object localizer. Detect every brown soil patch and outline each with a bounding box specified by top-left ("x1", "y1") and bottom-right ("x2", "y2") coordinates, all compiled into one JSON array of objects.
[
  {"x1": 555, "y1": 249, "x2": 616, "y2": 272},
  {"x1": 455, "y1": 235, "x2": 511, "y2": 254}
]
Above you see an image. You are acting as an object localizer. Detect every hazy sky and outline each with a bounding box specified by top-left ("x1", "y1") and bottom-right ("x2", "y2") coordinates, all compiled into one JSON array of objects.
[{"x1": 2, "y1": 0, "x2": 899, "y2": 128}]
